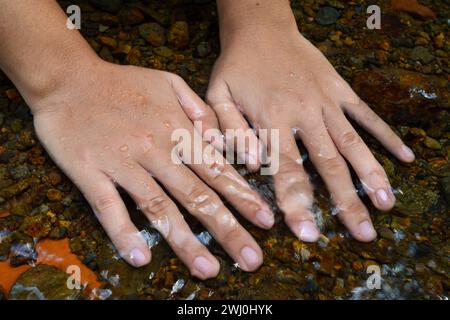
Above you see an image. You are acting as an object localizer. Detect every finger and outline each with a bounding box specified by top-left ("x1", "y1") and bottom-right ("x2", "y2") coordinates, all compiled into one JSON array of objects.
[
  {"x1": 207, "y1": 79, "x2": 261, "y2": 172},
  {"x1": 343, "y1": 100, "x2": 415, "y2": 163},
  {"x1": 266, "y1": 125, "x2": 320, "y2": 242},
  {"x1": 74, "y1": 170, "x2": 151, "y2": 267},
  {"x1": 170, "y1": 73, "x2": 224, "y2": 151},
  {"x1": 298, "y1": 119, "x2": 377, "y2": 242},
  {"x1": 182, "y1": 139, "x2": 274, "y2": 229},
  {"x1": 324, "y1": 106, "x2": 395, "y2": 210},
  {"x1": 142, "y1": 155, "x2": 263, "y2": 271},
  {"x1": 111, "y1": 165, "x2": 220, "y2": 279}
]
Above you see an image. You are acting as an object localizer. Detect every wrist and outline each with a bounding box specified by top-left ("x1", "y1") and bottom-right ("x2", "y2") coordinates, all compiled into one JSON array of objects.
[
  {"x1": 17, "y1": 50, "x2": 103, "y2": 112},
  {"x1": 217, "y1": 0, "x2": 298, "y2": 47}
]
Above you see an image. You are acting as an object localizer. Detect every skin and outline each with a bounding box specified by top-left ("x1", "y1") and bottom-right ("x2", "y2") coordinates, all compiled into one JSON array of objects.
[
  {"x1": 0, "y1": 0, "x2": 415, "y2": 279},
  {"x1": 0, "y1": 0, "x2": 274, "y2": 279},
  {"x1": 210, "y1": 0, "x2": 415, "y2": 242}
]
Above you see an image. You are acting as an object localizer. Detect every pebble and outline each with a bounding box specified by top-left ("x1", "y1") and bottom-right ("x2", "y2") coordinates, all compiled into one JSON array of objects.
[
  {"x1": 167, "y1": 21, "x2": 189, "y2": 49},
  {"x1": 118, "y1": 7, "x2": 144, "y2": 25},
  {"x1": 139, "y1": 22, "x2": 166, "y2": 47},
  {"x1": 89, "y1": 0, "x2": 123, "y2": 14},
  {"x1": 195, "y1": 41, "x2": 211, "y2": 57},
  {"x1": 423, "y1": 136, "x2": 441, "y2": 150},
  {"x1": 9, "y1": 264, "x2": 82, "y2": 299},
  {"x1": 47, "y1": 189, "x2": 63, "y2": 202},
  {"x1": 409, "y1": 46, "x2": 435, "y2": 64},
  {"x1": 9, "y1": 164, "x2": 29, "y2": 180},
  {"x1": 153, "y1": 46, "x2": 173, "y2": 58},
  {"x1": 315, "y1": 7, "x2": 340, "y2": 25}
]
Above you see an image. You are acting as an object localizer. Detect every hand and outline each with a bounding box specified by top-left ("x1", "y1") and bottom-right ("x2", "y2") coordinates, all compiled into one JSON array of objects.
[
  {"x1": 31, "y1": 61, "x2": 274, "y2": 278},
  {"x1": 207, "y1": 25, "x2": 415, "y2": 242}
]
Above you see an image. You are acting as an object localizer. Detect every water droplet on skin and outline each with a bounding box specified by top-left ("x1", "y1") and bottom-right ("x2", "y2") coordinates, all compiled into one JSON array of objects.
[
  {"x1": 164, "y1": 121, "x2": 171, "y2": 128},
  {"x1": 120, "y1": 144, "x2": 129, "y2": 152},
  {"x1": 151, "y1": 215, "x2": 170, "y2": 238},
  {"x1": 121, "y1": 161, "x2": 134, "y2": 169},
  {"x1": 289, "y1": 72, "x2": 295, "y2": 77},
  {"x1": 198, "y1": 203, "x2": 219, "y2": 215},
  {"x1": 207, "y1": 161, "x2": 225, "y2": 178},
  {"x1": 103, "y1": 145, "x2": 111, "y2": 150},
  {"x1": 194, "y1": 194, "x2": 209, "y2": 203},
  {"x1": 217, "y1": 211, "x2": 238, "y2": 228}
]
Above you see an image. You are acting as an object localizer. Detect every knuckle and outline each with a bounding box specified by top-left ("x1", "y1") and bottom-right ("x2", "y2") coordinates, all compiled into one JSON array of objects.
[
  {"x1": 220, "y1": 223, "x2": 241, "y2": 244},
  {"x1": 339, "y1": 131, "x2": 360, "y2": 149},
  {"x1": 94, "y1": 194, "x2": 118, "y2": 213},
  {"x1": 143, "y1": 194, "x2": 172, "y2": 214},
  {"x1": 320, "y1": 156, "x2": 345, "y2": 175},
  {"x1": 342, "y1": 201, "x2": 367, "y2": 217},
  {"x1": 185, "y1": 184, "x2": 218, "y2": 209},
  {"x1": 277, "y1": 158, "x2": 301, "y2": 176}
]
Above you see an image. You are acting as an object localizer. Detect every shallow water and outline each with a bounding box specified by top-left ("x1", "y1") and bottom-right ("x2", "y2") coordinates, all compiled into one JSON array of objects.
[{"x1": 0, "y1": 0, "x2": 448, "y2": 300}]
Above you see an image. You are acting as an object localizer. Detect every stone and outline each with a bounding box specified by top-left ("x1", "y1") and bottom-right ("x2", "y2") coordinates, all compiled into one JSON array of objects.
[
  {"x1": 440, "y1": 176, "x2": 450, "y2": 203},
  {"x1": 315, "y1": 7, "x2": 340, "y2": 26},
  {"x1": 423, "y1": 136, "x2": 441, "y2": 150},
  {"x1": 167, "y1": 21, "x2": 189, "y2": 49},
  {"x1": 139, "y1": 23, "x2": 166, "y2": 47},
  {"x1": 195, "y1": 41, "x2": 211, "y2": 57},
  {"x1": 9, "y1": 264, "x2": 82, "y2": 300},
  {"x1": 153, "y1": 46, "x2": 173, "y2": 58},
  {"x1": 391, "y1": 0, "x2": 436, "y2": 19},
  {"x1": 118, "y1": 7, "x2": 144, "y2": 25},
  {"x1": 409, "y1": 46, "x2": 435, "y2": 64},
  {"x1": 89, "y1": 0, "x2": 123, "y2": 14}
]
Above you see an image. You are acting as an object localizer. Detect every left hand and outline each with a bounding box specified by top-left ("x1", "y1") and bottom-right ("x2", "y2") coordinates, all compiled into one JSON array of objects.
[{"x1": 206, "y1": 26, "x2": 415, "y2": 242}]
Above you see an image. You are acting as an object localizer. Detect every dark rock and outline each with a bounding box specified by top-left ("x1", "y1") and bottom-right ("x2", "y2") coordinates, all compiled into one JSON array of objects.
[
  {"x1": 118, "y1": 7, "x2": 144, "y2": 25},
  {"x1": 409, "y1": 46, "x2": 435, "y2": 64},
  {"x1": 153, "y1": 46, "x2": 173, "y2": 58},
  {"x1": 195, "y1": 41, "x2": 211, "y2": 57},
  {"x1": 9, "y1": 264, "x2": 82, "y2": 300},
  {"x1": 315, "y1": 7, "x2": 340, "y2": 25},
  {"x1": 139, "y1": 22, "x2": 166, "y2": 47},
  {"x1": 89, "y1": 0, "x2": 123, "y2": 13},
  {"x1": 392, "y1": 36, "x2": 415, "y2": 48},
  {"x1": 407, "y1": 242, "x2": 431, "y2": 258},
  {"x1": 299, "y1": 279, "x2": 319, "y2": 294},
  {"x1": 167, "y1": 21, "x2": 189, "y2": 49},
  {"x1": 9, "y1": 164, "x2": 29, "y2": 180},
  {"x1": 440, "y1": 176, "x2": 450, "y2": 203}
]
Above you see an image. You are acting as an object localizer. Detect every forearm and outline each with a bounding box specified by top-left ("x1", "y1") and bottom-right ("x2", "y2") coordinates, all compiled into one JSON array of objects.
[
  {"x1": 0, "y1": 0, "x2": 100, "y2": 108},
  {"x1": 216, "y1": 0, "x2": 298, "y2": 47}
]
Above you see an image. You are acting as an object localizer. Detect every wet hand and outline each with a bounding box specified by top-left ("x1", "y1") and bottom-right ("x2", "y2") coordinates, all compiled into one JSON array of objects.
[
  {"x1": 31, "y1": 61, "x2": 274, "y2": 278},
  {"x1": 207, "y1": 27, "x2": 415, "y2": 242}
]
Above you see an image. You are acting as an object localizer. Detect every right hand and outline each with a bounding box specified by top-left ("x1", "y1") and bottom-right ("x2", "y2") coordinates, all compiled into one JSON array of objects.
[{"x1": 30, "y1": 61, "x2": 274, "y2": 279}]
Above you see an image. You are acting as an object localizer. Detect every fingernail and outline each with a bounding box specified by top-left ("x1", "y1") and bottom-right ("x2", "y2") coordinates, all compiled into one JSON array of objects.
[
  {"x1": 358, "y1": 220, "x2": 377, "y2": 239},
  {"x1": 240, "y1": 246, "x2": 260, "y2": 269},
  {"x1": 193, "y1": 256, "x2": 216, "y2": 277},
  {"x1": 256, "y1": 210, "x2": 274, "y2": 228},
  {"x1": 129, "y1": 248, "x2": 147, "y2": 267},
  {"x1": 401, "y1": 145, "x2": 415, "y2": 162},
  {"x1": 298, "y1": 220, "x2": 320, "y2": 242},
  {"x1": 376, "y1": 189, "x2": 389, "y2": 206}
]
